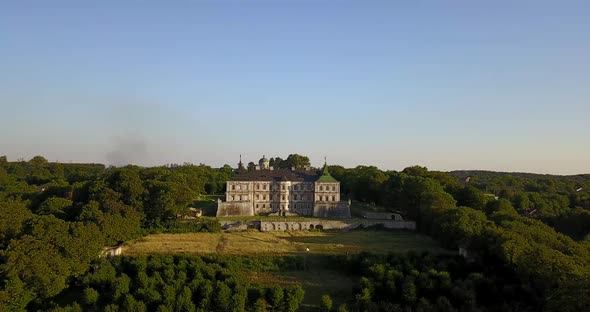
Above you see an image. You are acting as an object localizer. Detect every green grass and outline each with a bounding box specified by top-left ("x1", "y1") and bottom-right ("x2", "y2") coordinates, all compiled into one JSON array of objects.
[{"x1": 123, "y1": 230, "x2": 451, "y2": 256}]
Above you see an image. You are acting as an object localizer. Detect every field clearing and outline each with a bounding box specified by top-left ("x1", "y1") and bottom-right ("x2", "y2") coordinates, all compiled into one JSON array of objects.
[
  {"x1": 248, "y1": 257, "x2": 357, "y2": 309},
  {"x1": 122, "y1": 230, "x2": 450, "y2": 256}
]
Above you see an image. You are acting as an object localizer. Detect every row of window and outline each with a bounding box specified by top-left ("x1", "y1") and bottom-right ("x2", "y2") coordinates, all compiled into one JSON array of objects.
[
  {"x1": 254, "y1": 194, "x2": 313, "y2": 201},
  {"x1": 229, "y1": 194, "x2": 337, "y2": 202},
  {"x1": 318, "y1": 185, "x2": 337, "y2": 191},
  {"x1": 317, "y1": 195, "x2": 337, "y2": 202},
  {"x1": 254, "y1": 203, "x2": 313, "y2": 210},
  {"x1": 230, "y1": 183, "x2": 337, "y2": 191}
]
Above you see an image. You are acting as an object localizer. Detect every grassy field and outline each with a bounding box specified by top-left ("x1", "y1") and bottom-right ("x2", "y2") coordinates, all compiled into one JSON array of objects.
[
  {"x1": 123, "y1": 230, "x2": 451, "y2": 309},
  {"x1": 122, "y1": 230, "x2": 450, "y2": 256}
]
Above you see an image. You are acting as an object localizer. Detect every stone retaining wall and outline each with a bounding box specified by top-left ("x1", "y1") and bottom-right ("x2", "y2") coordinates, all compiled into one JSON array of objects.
[
  {"x1": 258, "y1": 220, "x2": 416, "y2": 232},
  {"x1": 216, "y1": 202, "x2": 254, "y2": 217}
]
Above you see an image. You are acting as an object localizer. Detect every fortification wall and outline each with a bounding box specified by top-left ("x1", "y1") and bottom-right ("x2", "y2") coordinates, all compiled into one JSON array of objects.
[
  {"x1": 362, "y1": 212, "x2": 404, "y2": 221},
  {"x1": 312, "y1": 201, "x2": 351, "y2": 218},
  {"x1": 259, "y1": 219, "x2": 415, "y2": 232},
  {"x1": 216, "y1": 202, "x2": 254, "y2": 217}
]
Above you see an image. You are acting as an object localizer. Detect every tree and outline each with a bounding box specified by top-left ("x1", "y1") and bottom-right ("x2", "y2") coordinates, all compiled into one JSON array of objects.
[
  {"x1": 254, "y1": 298, "x2": 269, "y2": 312},
  {"x1": 0, "y1": 200, "x2": 32, "y2": 248},
  {"x1": 402, "y1": 166, "x2": 429, "y2": 177},
  {"x1": 176, "y1": 286, "x2": 196, "y2": 312},
  {"x1": 451, "y1": 186, "x2": 488, "y2": 211},
  {"x1": 320, "y1": 295, "x2": 333, "y2": 312},
  {"x1": 268, "y1": 286, "x2": 283, "y2": 310},
  {"x1": 283, "y1": 286, "x2": 304, "y2": 312},
  {"x1": 485, "y1": 199, "x2": 518, "y2": 217},
  {"x1": 247, "y1": 162, "x2": 256, "y2": 172},
  {"x1": 269, "y1": 157, "x2": 284, "y2": 169},
  {"x1": 83, "y1": 288, "x2": 100, "y2": 305},
  {"x1": 214, "y1": 281, "x2": 232, "y2": 312},
  {"x1": 29, "y1": 155, "x2": 48, "y2": 166},
  {"x1": 0, "y1": 277, "x2": 34, "y2": 311},
  {"x1": 107, "y1": 168, "x2": 145, "y2": 209},
  {"x1": 434, "y1": 296, "x2": 456, "y2": 312},
  {"x1": 432, "y1": 207, "x2": 489, "y2": 249},
  {"x1": 3, "y1": 235, "x2": 72, "y2": 299},
  {"x1": 37, "y1": 196, "x2": 73, "y2": 218},
  {"x1": 513, "y1": 193, "x2": 532, "y2": 212},
  {"x1": 282, "y1": 154, "x2": 311, "y2": 169},
  {"x1": 401, "y1": 277, "x2": 417, "y2": 304}
]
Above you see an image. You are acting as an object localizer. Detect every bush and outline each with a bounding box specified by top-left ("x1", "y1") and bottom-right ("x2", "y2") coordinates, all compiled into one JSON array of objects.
[{"x1": 83, "y1": 287, "x2": 99, "y2": 305}]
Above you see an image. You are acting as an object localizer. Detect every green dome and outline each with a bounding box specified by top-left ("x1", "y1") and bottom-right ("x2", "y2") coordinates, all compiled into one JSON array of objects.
[{"x1": 259, "y1": 155, "x2": 269, "y2": 163}]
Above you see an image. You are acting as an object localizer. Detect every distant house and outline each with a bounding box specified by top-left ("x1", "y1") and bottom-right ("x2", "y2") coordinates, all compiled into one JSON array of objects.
[{"x1": 101, "y1": 244, "x2": 123, "y2": 258}]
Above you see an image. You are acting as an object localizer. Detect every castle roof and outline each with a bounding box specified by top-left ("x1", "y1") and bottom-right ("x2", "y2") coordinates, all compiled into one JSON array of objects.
[
  {"x1": 316, "y1": 164, "x2": 338, "y2": 183},
  {"x1": 230, "y1": 169, "x2": 319, "y2": 182},
  {"x1": 259, "y1": 155, "x2": 269, "y2": 163}
]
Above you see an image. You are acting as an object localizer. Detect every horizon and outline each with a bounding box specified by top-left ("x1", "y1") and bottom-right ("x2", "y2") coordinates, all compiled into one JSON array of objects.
[
  {"x1": 3, "y1": 154, "x2": 590, "y2": 176},
  {"x1": 1, "y1": 1, "x2": 589, "y2": 175}
]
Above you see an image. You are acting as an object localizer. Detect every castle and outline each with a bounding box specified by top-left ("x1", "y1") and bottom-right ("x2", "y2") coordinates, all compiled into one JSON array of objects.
[{"x1": 216, "y1": 156, "x2": 351, "y2": 218}]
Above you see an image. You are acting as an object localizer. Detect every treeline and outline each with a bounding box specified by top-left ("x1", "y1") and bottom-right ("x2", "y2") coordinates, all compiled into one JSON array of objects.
[
  {"x1": 0, "y1": 156, "x2": 231, "y2": 309},
  {"x1": 2, "y1": 155, "x2": 590, "y2": 311},
  {"x1": 335, "y1": 252, "x2": 540, "y2": 312},
  {"x1": 330, "y1": 165, "x2": 590, "y2": 239},
  {"x1": 38, "y1": 255, "x2": 305, "y2": 311},
  {"x1": 328, "y1": 165, "x2": 590, "y2": 310},
  {"x1": 449, "y1": 170, "x2": 590, "y2": 240}
]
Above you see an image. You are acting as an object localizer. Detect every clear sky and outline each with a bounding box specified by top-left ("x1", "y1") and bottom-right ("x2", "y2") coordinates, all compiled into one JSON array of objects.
[{"x1": 1, "y1": 1, "x2": 589, "y2": 174}]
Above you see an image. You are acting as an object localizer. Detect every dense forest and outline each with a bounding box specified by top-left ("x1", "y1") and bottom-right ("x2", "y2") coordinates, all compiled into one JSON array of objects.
[{"x1": 1, "y1": 154, "x2": 590, "y2": 311}]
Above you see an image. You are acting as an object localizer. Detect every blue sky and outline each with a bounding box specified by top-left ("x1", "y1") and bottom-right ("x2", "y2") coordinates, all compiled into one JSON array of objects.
[{"x1": 1, "y1": 1, "x2": 589, "y2": 174}]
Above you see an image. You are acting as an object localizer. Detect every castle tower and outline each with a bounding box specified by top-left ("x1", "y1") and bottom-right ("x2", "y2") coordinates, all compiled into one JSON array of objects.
[
  {"x1": 238, "y1": 154, "x2": 245, "y2": 170},
  {"x1": 259, "y1": 155, "x2": 270, "y2": 170}
]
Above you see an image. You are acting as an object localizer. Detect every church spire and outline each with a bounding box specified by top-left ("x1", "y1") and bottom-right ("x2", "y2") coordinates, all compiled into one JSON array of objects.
[{"x1": 237, "y1": 154, "x2": 245, "y2": 170}]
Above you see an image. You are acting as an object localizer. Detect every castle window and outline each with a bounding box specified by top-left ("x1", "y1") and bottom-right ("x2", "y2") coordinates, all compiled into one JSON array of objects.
[
  {"x1": 294, "y1": 194, "x2": 298, "y2": 200},
  {"x1": 332, "y1": 185, "x2": 336, "y2": 191},
  {"x1": 263, "y1": 184, "x2": 267, "y2": 190},
  {"x1": 257, "y1": 184, "x2": 260, "y2": 190},
  {"x1": 256, "y1": 195, "x2": 259, "y2": 200},
  {"x1": 263, "y1": 204, "x2": 265, "y2": 208},
  {"x1": 282, "y1": 195, "x2": 285, "y2": 201},
  {"x1": 319, "y1": 186, "x2": 323, "y2": 191},
  {"x1": 331, "y1": 196, "x2": 335, "y2": 201},
  {"x1": 256, "y1": 204, "x2": 259, "y2": 208},
  {"x1": 232, "y1": 185, "x2": 235, "y2": 190},
  {"x1": 282, "y1": 185, "x2": 285, "y2": 190},
  {"x1": 263, "y1": 195, "x2": 267, "y2": 200}
]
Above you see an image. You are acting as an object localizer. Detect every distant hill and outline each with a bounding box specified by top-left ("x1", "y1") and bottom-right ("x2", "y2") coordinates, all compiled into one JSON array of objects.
[{"x1": 449, "y1": 170, "x2": 590, "y2": 182}]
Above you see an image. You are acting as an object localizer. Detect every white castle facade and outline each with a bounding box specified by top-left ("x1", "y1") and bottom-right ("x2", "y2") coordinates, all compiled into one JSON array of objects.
[{"x1": 216, "y1": 156, "x2": 351, "y2": 218}]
